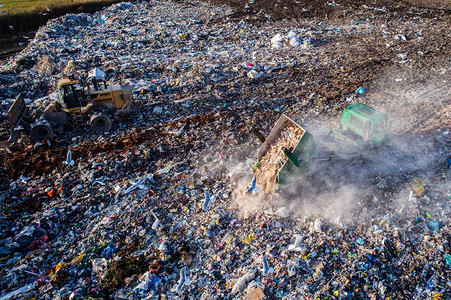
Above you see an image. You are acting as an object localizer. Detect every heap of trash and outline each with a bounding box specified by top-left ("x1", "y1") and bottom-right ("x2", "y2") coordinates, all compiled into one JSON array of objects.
[{"x1": 0, "y1": 0, "x2": 450, "y2": 299}]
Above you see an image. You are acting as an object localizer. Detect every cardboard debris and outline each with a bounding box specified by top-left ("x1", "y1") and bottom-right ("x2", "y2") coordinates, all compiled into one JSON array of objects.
[{"x1": 247, "y1": 287, "x2": 265, "y2": 300}]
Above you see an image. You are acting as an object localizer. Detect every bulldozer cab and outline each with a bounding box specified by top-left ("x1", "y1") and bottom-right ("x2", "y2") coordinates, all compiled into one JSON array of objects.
[
  {"x1": 57, "y1": 79, "x2": 89, "y2": 110},
  {"x1": 339, "y1": 103, "x2": 387, "y2": 146}
]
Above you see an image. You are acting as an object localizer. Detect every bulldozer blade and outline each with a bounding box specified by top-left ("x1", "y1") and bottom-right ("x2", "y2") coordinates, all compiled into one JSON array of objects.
[
  {"x1": 1, "y1": 95, "x2": 27, "y2": 147},
  {"x1": 7, "y1": 94, "x2": 27, "y2": 127}
]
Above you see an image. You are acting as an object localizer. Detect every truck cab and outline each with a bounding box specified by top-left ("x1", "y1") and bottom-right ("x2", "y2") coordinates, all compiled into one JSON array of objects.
[{"x1": 333, "y1": 103, "x2": 388, "y2": 147}]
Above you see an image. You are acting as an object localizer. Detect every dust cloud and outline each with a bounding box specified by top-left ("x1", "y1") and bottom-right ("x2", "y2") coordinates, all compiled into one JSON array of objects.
[{"x1": 230, "y1": 69, "x2": 450, "y2": 225}]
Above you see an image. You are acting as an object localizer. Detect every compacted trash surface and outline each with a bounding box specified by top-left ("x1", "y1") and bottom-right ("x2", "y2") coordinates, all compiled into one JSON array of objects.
[{"x1": 0, "y1": 0, "x2": 450, "y2": 299}]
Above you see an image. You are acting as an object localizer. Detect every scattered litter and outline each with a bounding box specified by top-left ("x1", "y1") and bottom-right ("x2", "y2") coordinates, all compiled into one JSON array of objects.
[
  {"x1": 0, "y1": 0, "x2": 449, "y2": 299},
  {"x1": 355, "y1": 87, "x2": 366, "y2": 94},
  {"x1": 202, "y1": 190, "x2": 214, "y2": 211},
  {"x1": 231, "y1": 270, "x2": 256, "y2": 294},
  {"x1": 246, "y1": 177, "x2": 257, "y2": 193},
  {"x1": 64, "y1": 149, "x2": 74, "y2": 165},
  {"x1": 175, "y1": 266, "x2": 189, "y2": 294}
]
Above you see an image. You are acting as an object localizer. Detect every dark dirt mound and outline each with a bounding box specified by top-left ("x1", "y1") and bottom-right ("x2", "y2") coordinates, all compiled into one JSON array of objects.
[{"x1": 210, "y1": 0, "x2": 451, "y2": 22}]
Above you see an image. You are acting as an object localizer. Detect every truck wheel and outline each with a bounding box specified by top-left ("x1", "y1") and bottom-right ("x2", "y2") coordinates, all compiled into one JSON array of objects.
[
  {"x1": 90, "y1": 113, "x2": 112, "y2": 132},
  {"x1": 30, "y1": 123, "x2": 54, "y2": 142}
]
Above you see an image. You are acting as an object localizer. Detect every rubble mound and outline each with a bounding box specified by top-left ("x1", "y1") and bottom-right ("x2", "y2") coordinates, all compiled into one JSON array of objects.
[{"x1": 0, "y1": 0, "x2": 450, "y2": 299}]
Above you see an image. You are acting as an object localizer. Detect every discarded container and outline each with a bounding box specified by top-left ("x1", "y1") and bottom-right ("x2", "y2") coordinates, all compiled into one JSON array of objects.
[
  {"x1": 355, "y1": 87, "x2": 366, "y2": 95},
  {"x1": 427, "y1": 220, "x2": 442, "y2": 231}
]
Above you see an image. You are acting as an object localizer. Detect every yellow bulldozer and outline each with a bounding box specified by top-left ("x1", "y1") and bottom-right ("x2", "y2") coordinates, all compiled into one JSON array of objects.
[{"x1": 2, "y1": 69, "x2": 133, "y2": 143}]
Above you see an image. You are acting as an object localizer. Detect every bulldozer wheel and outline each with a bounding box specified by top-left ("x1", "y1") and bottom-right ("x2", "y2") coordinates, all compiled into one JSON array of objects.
[
  {"x1": 90, "y1": 113, "x2": 112, "y2": 132},
  {"x1": 30, "y1": 124, "x2": 54, "y2": 142}
]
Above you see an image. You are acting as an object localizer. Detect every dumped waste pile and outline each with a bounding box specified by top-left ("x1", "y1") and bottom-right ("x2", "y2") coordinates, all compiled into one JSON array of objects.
[
  {"x1": 0, "y1": 0, "x2": 450, "y2": 299},
  {"x1": 254, "y1": 121, "x2": 305, "y2": 194}
]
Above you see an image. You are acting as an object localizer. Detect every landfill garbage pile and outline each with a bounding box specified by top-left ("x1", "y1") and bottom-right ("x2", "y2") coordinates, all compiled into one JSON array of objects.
[
  {"x1": 0, "y1": 0, "x2": 450, "y2": 299},
  {"x1": 253, "y1": 121, "x2": 304, "y2": 194}
]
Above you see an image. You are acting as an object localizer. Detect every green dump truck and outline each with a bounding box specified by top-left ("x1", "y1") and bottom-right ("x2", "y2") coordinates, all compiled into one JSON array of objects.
[
  {"x1": 251, "y1": 103, "x2": 388, "y2": 192},
  {"x1": 331, "y1": 103, "x2": 388, "y2": 147}
]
